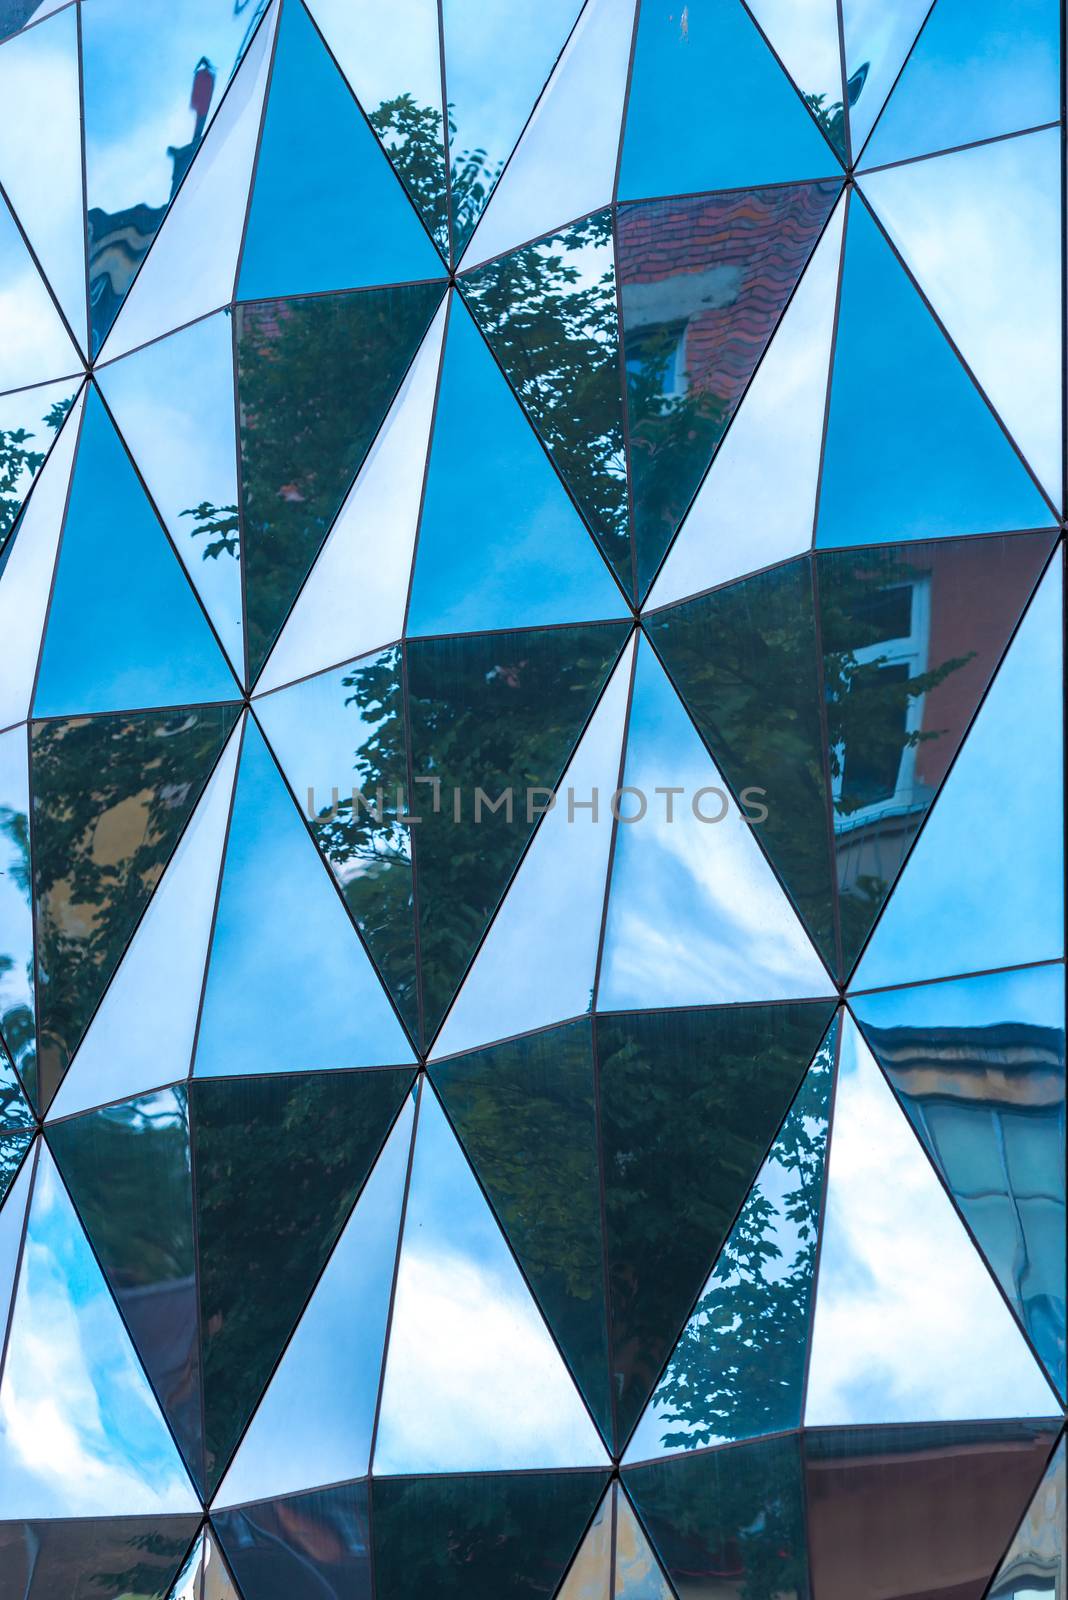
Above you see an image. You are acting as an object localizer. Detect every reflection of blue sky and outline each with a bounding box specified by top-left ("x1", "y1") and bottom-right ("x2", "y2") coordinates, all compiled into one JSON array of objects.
[
  {"x1": 853, "y1": 560, "x2": 1063, "y2": 991},
  {"x1": 0, "y1": 193, "x2": 81, "y2": 390},
  {"x1": 0, "y1": 1147, "x2": 197, "y2": 1517},
  {"x1": 259, "y1": 300, "x2": 447, "y2": 693},
  {"x1": 841, "y1": 0, "x2": 931, "y2": 152},
  {"x1": 853, "y1": 961, "x2": 1063, "y2": 1038},
  {"x1": 49, "y1": 728, "x2": 242, "y2": 1121},
  {"x1": 374, "y1": 1086, "x2": 607, "y2": 1473},
  {"x1": 195, "y1": 721, "x2": 414, "y2": 1075},
  {"x1": 0, "y1": 389, "x2": 82, "y2": 730},
  {"x1": 98, "y1": 311, "x2": 243, "y2": 671},
  {"x1": 33, "y1": 389, "x2": 237, "y2": 717},
  {"x1": 462, "y1": 0, "x2": 633, "y2": 268},
  {"x1": 443, "y1": 0, "x2": 580, "y2": 182},
  {"x1": 408, "y1": 297, "x2": 624, "y2": 636},
  {"x1": 0, "y1": 5, "x2": 86, "y2": 344},
  {"x1": 816, "y1": 196, "x2": 1051, "y2": 546},
  {"x1": 599, "y1": 639, "x2": 834, "y2": 1009},
  {"x1": 621, "y1": 0, "x2": 836, "y2": 203},
  {"x1": 862, "y1": 129, "x2": 1062, "y2": 504},
  {"x1": 805, "y1": 1019, "x2": 1058, "y2": 1425},
  {"x1": 217, "y1": 1097, "x2": 413, "y2": 1506},
  {"x1": 746, "y1": 0, "x2": 843, "y2": 111},
  {"x1": 82, "y1": 0, "x2": 260, "y2": 214},
  {"x1": 0, "y1": 728, "x2": 33, "y2": 1042},
  {"x1": 433, "y1": 641, "x2": 631, "y2": 1058},
  {"x1": 308, "y1": 0, "x2": 442, "y2": 121},
  {"x1": 649, "y1": 200, "x2": 844, "y2": 606},
  {"x1": 862, "y1": 0, "x2": 1060, "y2": 166}
]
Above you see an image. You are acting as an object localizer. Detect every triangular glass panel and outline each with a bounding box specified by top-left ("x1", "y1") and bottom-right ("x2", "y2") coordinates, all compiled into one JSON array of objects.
[
  {"x1": 0, "y1": 376, "x2": 81, "y2": 556},
  {"x1": 254, "y1": 647, "x2": 418, "y2": 1039},
  {"x1": 599, "y1": 635, "x2": 834, "y2": 1008},
  {"x1": 306, "y1": 0, "x2": 449, "y2": 253},
  {"x1": 817, "y1": 193, "x2": 1053, "y2": 548},
  {"x1": 862, "y1": 0, "x2": 1060, "y2": 167},
  {"x1": 192, "y1": 1064, "x2": 414, "y2": 1492},
  {"x1": 624, "y1": 1433, "x2": 807, "y2": 1600},
  {"x1": 805, "y1": 1015, "x2": 1059, "y2": 1424},
  {"x1": 47, "y1": 726, "x2": 241, "y2": 1121},
  {"x1": 618, "y1": 181, "x2": 840, "y2": 595},
  {"x1": 841, "y1": 0, "x2": 931, "y2": 156},
  {"x1": 0, "y1": 187, "x2": 81, "y2": 390},
  {"x1": 214, "y1": 1480, "x2": 371, "y2": 1600},
  {"x1": 461, "y1": 0, "x2": 634, "y2": 269},
  {"x1": 648, "y1": 195, "x2": 845, "y2": 607},
  {"x1": 861, "y1": 129, "x2": 1062, "y2": 506},
  {"x1": 97, "y1": 313, "x2": 244, "y2": 676},
  {"x1": 99, "y1": 6, "x2": 279, "y2": 364},
  {"x1": 432, "y1": 639, "x2": 632, "y2": 1057},
  {"x1": 408, "y1": 294, "x2": 625, "y2": 635},
  {"x1": 407, "y1": 620, "x2": 629, "y2": 1040},
  {"x1": 614, "y1": 1487, "x2": 674, "y2": 1599},
  {"x1": 462, "y1": 212, "x2": 631, "y2": 593},
  {"x1": 374, "y1": 1083, "x2": 608, "y2": 1472},
  {"x1": 258, "y1": 299, "x2": 448, "y2": 693},
  {"x1": 430, "y1": 1018, "x2": 611, "y2": 1444},
  {"x1": 371, "y1": 1470, "x2": 610, "y2": 1598},
  {"x1": 805, "y1": 1420, "x2": 1062, "y2": 1600},
  {"x1": 619, "y1": 0, "x2": 838, "y2": 203},
  {"x1": 47, "y1": 1086, "x2": 204, "y2": 1493},
  {"x1": 988, "y1": 1433, "x2": 1065, "y2": 1600},
  {"x1": 0, "y1": 1516, "x2": 204, "y2": 1600},
  {"x1": 238, "y1": 0, "x2": 443, "y2": 302},
  {"x1": 627, "y1": 1014, "x2": 838, "y2": 1461},
  {"x1": 597, "y1": 999, "x2": 836, "y2": 1444},
  {"x1": 82, "y1": 0, "x2": 271, "y2": 355},
  {"x1": 34, "y1": 387, "x2": 237, "y2": 718},
  {"x1": 745, "y1": 0, "x2": 847, "y2": 160},
  {"x1": 0, "y1": 4, "x2": 85, "y2": 351},
  {"x1": 0, "y1": 726, "x2": 35, "y2": 1093},
  {"x1": 30, "y1": 702, "x2": 239, "y2": 1111},
  {"x1": 645, "y1": 557, "x2": 837, "y2": 975},
  {"x1": 0, "y1": 1144, "x2": 198, "y2": 1517},
  {"x1": 237, "y1": 281, "x2": 444, "y2": 679},
  {"x1": 853, "y1": 555, "x2": 1063, "y2": 990},
  {"x1": 820, "y1": 531, "x2": 1054, "y2": 973},
  {"x1": 443, "y1": 0, "x2": 584, "y2": 258},
  {"x1": 194, "y1": 718, "x2": 414, "y2": 1077},
  {"x1": 165, "y1": 1527, "x2": 240, "y2": 1600},
  {"x1": 852, "y1": 963, "x2": 1066, "y2": 1400},
  {"x1": 0, "y1": 384, "x2": 83, "y2": 732},
  {"x1": 216, "y1": 1093, "x2": 414, "y2": 1506},
  {"x1": 557, "y1": 1484, "x2": 612, "y2": 1600}
]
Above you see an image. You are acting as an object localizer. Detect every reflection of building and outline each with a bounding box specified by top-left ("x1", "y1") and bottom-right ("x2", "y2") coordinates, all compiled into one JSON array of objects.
[
  {"x1": 867, "y1": 1014, "x2": 1066, "y2": 1383},
  {"x1": 88, "y1": 58, "x2": 216, "y2": 344},
  {"x1": 828, "y1": 537, "x2": 1047, "y2": 915}
]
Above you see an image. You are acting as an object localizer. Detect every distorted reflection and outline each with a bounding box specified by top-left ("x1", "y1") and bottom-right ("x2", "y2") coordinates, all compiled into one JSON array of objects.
[
  {"x1": 805, "y1": 1019, "x2": 1058, "y2": 1424},
  {"x1": 0, "y1": 1147, "x2": 196, "y2": 1518},
  {"x1": 30, "y1": 703, "x2": 238, "y2": 1109},
  {"x1": 82, "y1": 0, "x2": 266, "y2": 352},
  {"x1": 374, "y1": 1086, "x2": 607, "y2": 1473},
  {"x1": 627, "y1": 1018, "x2": 836, "y2": 1459},
  {"x1": 989, "y1": 1435, "x2": 1065, "y2": 1600},
  {"x1": 614, "y1": 1486, "x2": 674, "y2": 1599},
  {"x1": 0, "y1": 726, "x2": 34, "y2": 1096},
  {"x1": 462, "y1": 212, "x2": 630, "y2": 591},
  {"x1": 0, "y1": 380, "x2": 76, "y2": 552},
  {"x1": 556, "y1": 1485, "x2": 611, "y2": 1600},
  {"x1": 841, "y1": 0, "x2": 932, "y2": 154},
  {"x1": 854, "y1": 963, "x2": 1066, "y2": 1398},
  {"x1": 216, "y1": 1480, "x2": 372, "y2": 1600}
]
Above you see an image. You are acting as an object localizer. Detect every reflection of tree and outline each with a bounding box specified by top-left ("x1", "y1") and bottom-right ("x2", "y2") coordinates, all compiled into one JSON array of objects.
[
  {"x1": 647, "y1": 1025, "x2": 834, "y2": 1451},
  {"x1": 367, "y1": 93, "x2": 505, "y2": 256},
  {"x1": 0, "y1": 394, "x2": 72, "y2": 551},
  {"x1": 30, "y1": 705, "x2": 236, "y2": 1107},
  {"x1": 463, "y1": 213, "x2": 630, "y2": 587}
]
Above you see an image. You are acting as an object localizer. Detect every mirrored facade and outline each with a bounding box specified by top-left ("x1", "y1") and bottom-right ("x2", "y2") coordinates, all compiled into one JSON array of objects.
[{"x1": 0, "y1": 1, "x2": 1064, "y2": 1596}]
